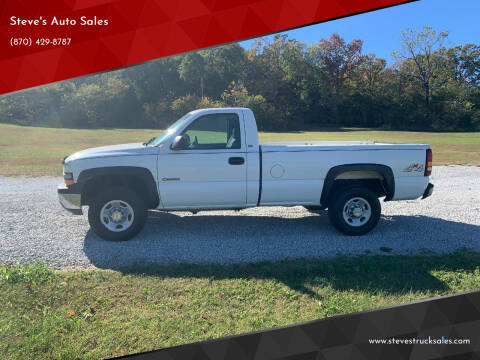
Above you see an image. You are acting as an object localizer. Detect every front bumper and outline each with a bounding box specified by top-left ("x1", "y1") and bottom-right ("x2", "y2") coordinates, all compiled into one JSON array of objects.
[
  {"x1": 58, "y1": 185, "x2": 83, "y2": 215},
  {"x1": 422, "y1": 183, "x2": 434, "y2": 199}
]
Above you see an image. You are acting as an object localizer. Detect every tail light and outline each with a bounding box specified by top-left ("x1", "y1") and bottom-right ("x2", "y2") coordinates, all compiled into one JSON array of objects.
[{"x1": 424, "y1": 149, "x2": 432, "y2": 176}]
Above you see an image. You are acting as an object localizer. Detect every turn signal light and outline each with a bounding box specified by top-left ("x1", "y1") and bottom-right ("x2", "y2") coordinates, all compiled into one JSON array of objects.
[
  {"x1": 425, "y1": 149, "x2": 432, "y2": 176},
  {"x1": 64, "y1": 172, "x2": 74, "y2": 186}
]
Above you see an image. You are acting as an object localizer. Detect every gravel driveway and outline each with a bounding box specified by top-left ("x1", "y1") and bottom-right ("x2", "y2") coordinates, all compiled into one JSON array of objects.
[{"x1": 1, "y1": 166, "x2": 479, "y2": 269}]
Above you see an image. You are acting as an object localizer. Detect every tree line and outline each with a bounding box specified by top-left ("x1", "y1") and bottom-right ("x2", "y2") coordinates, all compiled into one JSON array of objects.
[{"x1": 1, "y1": 27, "x2": 479, "y2": 131}]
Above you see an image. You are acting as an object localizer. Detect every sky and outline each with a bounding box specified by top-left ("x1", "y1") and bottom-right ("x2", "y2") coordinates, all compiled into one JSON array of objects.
[{"x1": 239, "y1": 0, "x2": 479, "y2": 64}]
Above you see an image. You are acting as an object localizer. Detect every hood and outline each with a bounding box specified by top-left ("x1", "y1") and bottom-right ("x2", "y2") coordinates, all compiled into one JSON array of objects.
[{"x1": 65, "y1": 143, "x2": 158, "y2": 162}]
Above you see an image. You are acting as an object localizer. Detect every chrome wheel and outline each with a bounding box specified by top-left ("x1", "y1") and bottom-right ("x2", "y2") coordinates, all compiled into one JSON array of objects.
[
  {"x1": 100, "y1": 200, "x2": 134, "y2": 232},
  {"x1": 342, "y1": 197, "x2": 371, "y2": 227}
]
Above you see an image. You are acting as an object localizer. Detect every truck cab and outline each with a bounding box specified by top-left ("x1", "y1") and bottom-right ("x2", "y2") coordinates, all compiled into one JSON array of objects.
[{"x1": 154, "y1": 108, "x2": 260, "y2": 209}]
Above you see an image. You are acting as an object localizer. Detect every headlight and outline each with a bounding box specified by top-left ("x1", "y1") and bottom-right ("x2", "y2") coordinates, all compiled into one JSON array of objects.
[{"x1": 63, "y1": 162, "x2": 72, "y2": 173}]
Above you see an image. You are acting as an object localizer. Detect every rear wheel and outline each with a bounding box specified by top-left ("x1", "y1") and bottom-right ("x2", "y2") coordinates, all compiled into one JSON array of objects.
[
  {"x1": 88, "y1": 187, "x2": 147, "y2": 241},
  {"x1": 327, "y1": 186, "x2": 380, "y2": 236}
]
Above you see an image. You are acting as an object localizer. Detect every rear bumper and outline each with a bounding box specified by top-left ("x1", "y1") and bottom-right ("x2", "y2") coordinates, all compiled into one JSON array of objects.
[
  {"x1": 58, "y1": 185, "x2": 83, "y2": 215},
  {"x1": 422, "y1": 183, "x2": 434, "y2": 199}
]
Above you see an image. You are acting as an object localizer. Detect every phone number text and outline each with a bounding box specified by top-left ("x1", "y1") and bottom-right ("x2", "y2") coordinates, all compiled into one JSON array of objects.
[{"x1": 10, "y1": 38, "x2": 72, "y2": 47}]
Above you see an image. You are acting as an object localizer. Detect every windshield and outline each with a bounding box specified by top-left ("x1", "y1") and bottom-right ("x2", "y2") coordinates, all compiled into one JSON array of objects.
[{"x1": 149, "y1": 113, "x2": 194, "y2": 146}]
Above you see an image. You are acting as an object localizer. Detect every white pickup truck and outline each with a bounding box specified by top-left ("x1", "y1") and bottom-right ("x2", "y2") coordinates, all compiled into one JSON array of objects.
[{"x1": 58, "y1": 107, "x2": 434, "y2": 241}]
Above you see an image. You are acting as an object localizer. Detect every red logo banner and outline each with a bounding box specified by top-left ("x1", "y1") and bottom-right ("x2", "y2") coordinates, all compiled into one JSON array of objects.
[{"x1": 0, "y1": 0, "x2": 413, "y2": 94}]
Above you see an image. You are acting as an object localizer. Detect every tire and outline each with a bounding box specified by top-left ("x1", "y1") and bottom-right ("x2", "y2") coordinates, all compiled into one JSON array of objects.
[
  {"x1": 88, "y1": 187, "x2": 147, "y2": 241},
  {"x1": 327, "y1": 186, "x2": 380, "y2": 236}
]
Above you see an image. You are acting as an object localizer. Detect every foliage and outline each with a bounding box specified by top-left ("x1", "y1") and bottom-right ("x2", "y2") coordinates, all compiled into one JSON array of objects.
[
  {"x1": 1, "y1": 28, "x2": 479, "y2": 131},
  {"x1": 1, "y1": 251, "x2": 480, "y2": 359},
  {"x1": 0, "y1": 263, "x2": 56, "y2": 284}
]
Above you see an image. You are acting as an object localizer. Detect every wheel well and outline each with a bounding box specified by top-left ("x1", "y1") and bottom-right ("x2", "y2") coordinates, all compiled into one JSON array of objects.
[
  {"x1": 81, "y1": 174, "x2": 158, "y2": 208},
  {"x1": 320, "y1": 164, "x2": 395, "y2": 207},
  {"x1": 325, "y1": 178, "x2": 386, "y2": 206}
]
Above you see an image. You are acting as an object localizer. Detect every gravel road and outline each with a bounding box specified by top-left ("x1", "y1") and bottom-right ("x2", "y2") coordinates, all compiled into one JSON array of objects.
[{"x1": 1, "y1": 166, "x2": 479, "y2": 269}]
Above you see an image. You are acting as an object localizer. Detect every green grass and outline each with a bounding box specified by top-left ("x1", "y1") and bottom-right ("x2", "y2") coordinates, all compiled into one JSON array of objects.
[
  {"x1": 0, "y1": 123, "x2": 478, "y2": 176},
  {"x1": 1, "y1": 251, "x2": 480, "y2": 359}
]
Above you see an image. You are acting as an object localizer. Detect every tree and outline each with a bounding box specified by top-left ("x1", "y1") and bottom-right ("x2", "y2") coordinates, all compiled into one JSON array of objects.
[
  {"x1": 244, "y1": 35, "x2": 310, "y2": 128},
  {"x1": 171, "y1": 94, "x2": 200, "y2": 118},
  {"x1": 446, "y1": 44, "x2": 480, "y2": 87},
  {"x1": 359, "y1": 54, "x2": 386, "y2": 97},
  {"x1": 313, "y1": 34, "x2": 363, "y2": 96},
  {"x1": 394, "y1": 26, "x2": 450, "y2": 105},
  {"x1": 305, "y1": 34, "x2": 364, "y2": 124},
  {"x1": 221, "y1": 81, "x2": 250, "y2": 107},
  {"x1": 124, "y1": 56, "x2": 184, "y2": 103},
  {"x1": 179, "y1": 53, "x2": 206, "y2": 97},
  {"x1": 244, "y1": 35, "x2": 288, "y2": 103},
  {"x1": 201, "y1": 44, "x2": 246, "y2": 98}
]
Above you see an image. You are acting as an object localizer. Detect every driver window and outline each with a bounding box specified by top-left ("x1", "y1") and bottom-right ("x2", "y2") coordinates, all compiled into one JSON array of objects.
[{"x1": 181, "y1": 113, "x2": 241, "y2": 150}]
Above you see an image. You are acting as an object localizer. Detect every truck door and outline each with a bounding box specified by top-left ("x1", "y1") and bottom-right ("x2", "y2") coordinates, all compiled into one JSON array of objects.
[{"x1": 158, "y1": 111, "x2": 247, "y2": 208}]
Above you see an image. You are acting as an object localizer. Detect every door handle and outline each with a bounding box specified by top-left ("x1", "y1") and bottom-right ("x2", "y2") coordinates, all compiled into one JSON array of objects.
[{"x1": 228, "y1": 157, "x2": 245, "y2": 165}]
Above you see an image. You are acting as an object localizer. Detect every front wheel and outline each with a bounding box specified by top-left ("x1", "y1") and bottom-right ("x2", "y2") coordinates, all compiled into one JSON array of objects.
[
  {"x1": 327, "y1": 187, "x2": 381, "y2": 236},
  {"x1": 88, "y1": 187, "x2": 147, "y2": 241}
]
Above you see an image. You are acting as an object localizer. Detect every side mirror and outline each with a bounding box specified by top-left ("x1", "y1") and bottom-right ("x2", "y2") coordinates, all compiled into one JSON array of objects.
[{"x1": 171, "y1": 135, "x2": 188, "y2": 150}]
